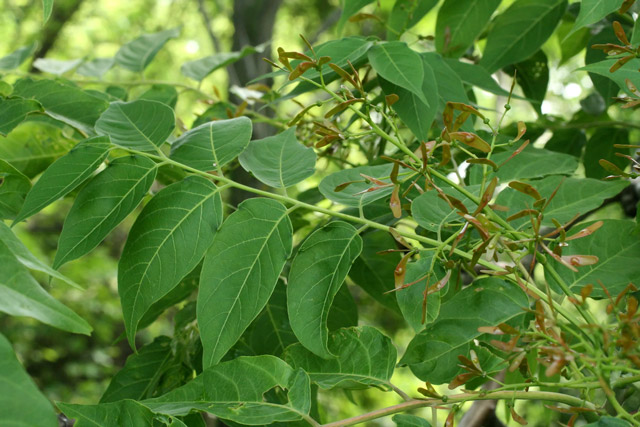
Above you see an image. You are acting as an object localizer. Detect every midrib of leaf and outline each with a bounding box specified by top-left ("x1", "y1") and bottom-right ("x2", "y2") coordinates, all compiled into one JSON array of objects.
[
  {"x1": 567, "y1": 239, "x2": 640, "y2": 287},
  {"x1": 138, "y1": 350, "x2": 173, "y2": 399},
  {"x1": 278, "y1": 139, "x2": 287, "y2": 189},
  {"x1": 443, "y1": 0, "x2": 478, "y2": 45},
  {"x1": 265, "y1": 303, "x2": 286, "y2": 352},
  {"x1": 377, "y1": 45, "x2": 427, "y2": 107},
  {"x1": 128, "y1": 185, "x2": 222, "y2": 334},
  {"x1": 56, "y1": 164, "x2": 157, "y2": 267},
  {"x1": 208, "y1": 124, "x2": 221, "y2": 173},
  {"x1": 119, "y1": 103, "x2": 161, "y2": 149},
  {"x1": 206, "y1": 210, "x2": 289, "y2": 365}
]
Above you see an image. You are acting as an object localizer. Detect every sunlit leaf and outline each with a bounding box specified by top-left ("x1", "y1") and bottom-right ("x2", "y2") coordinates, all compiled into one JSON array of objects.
[
  {"x1": 115, "y1": 28, "x2": 180, "y2": 72},
  {"x1": 181, "y1": 45, "x2": 264, "y2": 81},
  {"x1": 0, "y1": 44, "x2": 36, "y2": 70},
  {"x1": 568, "y1": 0, "x2": 625, "y2": 37}
]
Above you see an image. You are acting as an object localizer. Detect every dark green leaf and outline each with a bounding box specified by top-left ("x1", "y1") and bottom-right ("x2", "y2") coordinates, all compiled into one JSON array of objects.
[
  {"x1": 0, "y1": 158, "x2": 31, "y2": 220},
  {"x1": 285, "y1": 326, "x2": 396, "y2": 389},
  {"x1": 583, "y1": 127, "x2": 629, "y2": 179},
  {"x1": 0, "y1": 333, "x2": 57, "y2": 427},
  {"x1": 115, "y1": 27, "x2": 180, "y2": 72},
  {"x1": 12, "y1": 78, "x2": 109, "y2": 133},
  {"x1": 198, "y1": 198, "x2": 293, "y2": 368},
  {"x1": 0, "y1": 44, "x2": 36, "y2": 70},
  {"x1": 181, "y1": 45, "x2": 264, "y2": 81},
  {"x1": 54, "y1": 155, "x2": 158, "y2": 269},
  {"x1": 421, "y1": 53, "x2": 470, "y2": 119},
  {"x1": 101, "y1": 336, "x2": 175, "y2": 403},
  {"x1": 14, "y1": 136, "x2": 111, "y2": 224},
  {"x1": 545, "y1": 128, "x2": 587, "y2": 158},
  {"x1": 443, "y1": 58, "x2": 511, "y2": 97},
  {"x1": 546, "y1": 220, "x2": 640, "y2": 297},
  {"x1": 349, "y1": 231, "x2": 401, "y2": 312},
  {"x1": 584, "y1": 26, "x2": 627, "y2": 105},
  {"x1": 396, "y1": 255, "x2": 444, "y2": 331},
  {"x1": 412, "y1": 187, "x2": 474, "y2": 232},
  {"x1": 0, "y1": 96, "x2": 43, "y2": 136},
  {"x1": 368, "y1": 41, "x2": 429, "y2": 106},
  {"x1": 58, "y1": 400, "x2": 156, "y2": 427},
  {"x1": 170, "y1": 117, "x2": 252, "y2": 171},
  {"x1": 238, "y1": 126, "x2": 316, "y2": 188},
  {"x1": 338, "y1": 0, "x2": 374, "y2": 32},
  {"x1": 76, "y1": 57, "x2": 114, "y2": 78},
  {"x1": 400, "y1": 278, "x2": 527, "y2": 383},
  {"x1": 287, "y1": 221, "x2": 362, "y2": 358},
  {"x1": 435, "y1": 0, "x2": 501, "y2": 57},
  {"x1": 505, "y1": 50, "x2": 549, "y2": 114},
  {"x1": 143, "y1": 356, "x2": 312, "y2": 425},
  {"x1": 319, "y1": 164, "x2": 394, "y2": 208},
  {"x1": 327, "y1": 284, "x2": 358, "y2": 332},
  {"x1": 387, "y1": 0, "x2": 438, "y2": 40},
  {"x1": 568, "y1": 0, "x2": 625, "y2": 36},
  {"x1": 480, "y1": 0, "x2": 567, "y2": 73},
  {"x1": 0, "y1": 240, "x2": 91, "y2": 334},
  {"x1": 95, "y1": 100, "x2": 175, "y2": 151},
  {"x1": 393, "y1": 414, "x2": 432, "y2": 427},
  {"x1": 119, "y1": 176, "x2": 223, "y2": 348}
]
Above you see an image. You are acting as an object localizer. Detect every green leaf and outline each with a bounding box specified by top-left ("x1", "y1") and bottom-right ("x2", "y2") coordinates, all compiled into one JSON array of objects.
[
  {"x1": 368, "y1": 41, "x2": 429, "y2": 106},
  {"x1": 443, "y1": 58, "x2": 511, "y2": 97},
  {"x1": 379, "y1": 55, "x2": 438, "y2": 142},
  {"x1": 0, "y1": 122, "x2": 74, "y2": 178},
  {"x1": 42, "y1": 0, "x2": 53, "y2": 22},
  {"x1": 12, "y1": 78, "x2": 109, "y2": 134},
  {"x1": 0, "y1": 240, "x2": 91, "y2": 334},
  {"x1": 584, "y1": 416, "x2": 632, "y2": 427},
  {"x1": 0, "y1": 96, "x2": 43, "y2": 136},
  {"x1": 349, "y1": 231, "x2": 401, "y2": 312},
  {"x1": 568, "y1": 0, "x2": 625, "y2": 37},
  {"x1": 0, "y1": 333, "x2": 57, "y2": 427},
  {"x1": 285, "y1": 326, "x2": 396, "y2": 390},
  {"x1": 480, "y1": 0, "x2": 567, "y2": 73},
  {"x1": 0, "y1": 44, "x2": 36, "y2": 70},
  {"x1": 76, "y1": 57, "x2": 114, "y2": 78},
  {"x1": 288, "y1": 221, "x2": 362, "y2": 358},
  {"x1": 506, "y1": 50, "x2": 549, "y2": 114},
  {"x1": 632, "y1": 14, "x2": 640, "y2": 46},
  {"x1": 327, "y1": 284, "x2": 358, "y2": 331},
  {"x1": 496, "y1": 176, "x2": 629, "y2": 228},
  {"x1": 412, "y1": 187, "x2": 474, "y2": 232},
  {"x1": 584, "y1": 26, "x2": 626, "y2": 105},
  {"x1": 245, "y1": 280, "x2": 297, "y2": 356},
  {"x1": 138, "y1": 84, "x2": 178, "y2": 109},
  {"x1": 435, "y1": 0, "x2": 501, "y2": 57},
  {"x1": 338, "y1": 0, "x2": 375, "y2": 32},
  {"x1": 115, "y1": 27, "x2": 180, "y2": 72},
  {"x1": 584, "y1": 127, "x2": 629, "y2": 179},
  {"x1": 238, "y1": 127, "x2": 316, "y2": 188},
  {"x1": 579, "y1": 58, "x2": 640, "y2": 98},
  {"x1": 546, "y1": 220, "x2": 640, "y2": 297},
  {"x1": 198, "y1": 198, "x2": 293, "y2": 368},
  {"x1": 101, "y1": 336, "x2": 174, "y2": 403},
  {"x1": 319, "y1": 164, "x2": 395, "y2": 208},
  {"x1": 32, "y1": 58, "x2": 82, "y2": 75},
  {"x1": 400, "y1": 278, "x2": 527, "y2": 383},
  {"x1": 170, "y1": 117, "x2": 252, "y2": 171},
  {"x1": 54, "y1": 155, "x2": 158, "y2": 269},
  {"x1": 421, "y1": 52, "x2": 470, "y2": 114},
  {"x1": 396, "y1": 255, "x2": 444, "y2": 331},
  {"x1": 119, "y1": 176, "x2": 223, "y2": 348},
  {"x1": 181, "y1": 45, "x2": 264, "y2": 81},
  {"x1": 14, "y1": 136, "x2": 111, "y2": 224},
  {"x1": 95, "y1": 100, "x2": 175, "y2": 151},
  {"x1": 0, "y1": 222, "x2": 80, "y2": 289},
  {"x1": 387, "y1": 0, "x2": 438, "y2": 40},
  {"x1": 545, "y1": 128, "x2": 587, "y2": 158},
  {"x1": 0, "y1": 158, "x2": 31, "y2": 220},
  {"x1": 58, "y1": 400, "x2": 156, "y2": 427},
  {"x1": 143, "y1": 355, "x2": 312, "y2": 425},
  {"x1": 393, "y1": 414, "x2": 432, "y2": 427}
]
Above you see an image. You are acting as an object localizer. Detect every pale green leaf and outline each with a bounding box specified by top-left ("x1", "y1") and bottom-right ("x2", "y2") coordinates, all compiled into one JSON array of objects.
[
  {"x1": 101, "y1": 336, "x2": 174, "y2": 403},
  {"x1": 14, "y1": 136, "x2": 111, "y2": 224},
  {"x1": 287, "y1": 221, "x2": 363, "y2": 358},
  {"x1": 143, "y1": 356, "x2": 312, "y2": 425},
  {"x1": 32, "y1": 58, "x2": 82, "y2": 75},
  {"x1": 0, "y1": 222, "x2": 80, "y2": 289},
  {"x1": 632, "y1": 15, "x2": 640, "y2": 46},
  {"x1": 568, "y1": 0, "x2": 625, "y2": 37},
  {"x1": 584, "y1": 128, "x2": 629, "y2": 179},
  {"x1": 58, "y1": 400, "x2": 156, "y2": 427},
  {"x1": 435, "y1": 0, "x2": 501, "y2": 57},
  {"x1": 319, "y1": 164, "x2": 394, "y2": 208},
  {"x1": 0, "y1": 44, "x2": 36, "y2": 70},
  {"x1": 77, "y1": 57, "x2": 114, "y2": 78},
  {"x1": 12, "y1": 78, "x2": 109, "y2": 134},
  {"x1": 0, "y1": 158, "x2": 31, "y2": 220},
  {"x1": 393, "y1": 414, "x2": 432, "y2": 427},
  {"x1": 238, "y1": 126, "x2": 316, "y2": 188},
  {"x1": 119, "y1": 176, "x2": 223, "y2": 348},
  {"x1": 0, "y1": 333, "x2": 57, "y2": 427},
  {"x1": 0, "y1": 97, "x2": 43, "y2": 136},
  {"x1": 181, "y1": 45, "x2": 265, "y2": 81},
  {"x1": 198, "y1": 198, "x2": 293, "y2": 368},
  {"x1": 42, "y1": 0, "x2": 53, "y2": 22},
  {"x1": 579, "y1": 58, "x2": 640, "y2": 98},
  {"x1": 396, "y1": 255, "x2": 444, "y2": 332},
  {"x1": 285, "y1": 326, "x2": 396, "y2": 390},
  {"x1": 400, "y1": 278, "x2": 527, "y2": 383},
  {"x1": 546, "y1": 220, "x2": 640, "y2": 297},
  {"x1": 0, "y1": 241, "x2": 91, "y2": 334},
  {"x1": 170, "y1": 117, "x2": 252, "y2": 171},
  {"x1": 95, "y1": 100, "x2": 175, "y2": 151},
  {"x1": 54, "y1": 155, "x2": 158, "y2": 269},
  {"x1": 115, "y1": 28, "x2": 180, "y2": 72},
  {"x1": 480, "y1": 0, "x2": 567, "y2": 73},
  {"x1": 368, "y1": 41, "x2": 429, "y2": 106}
]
